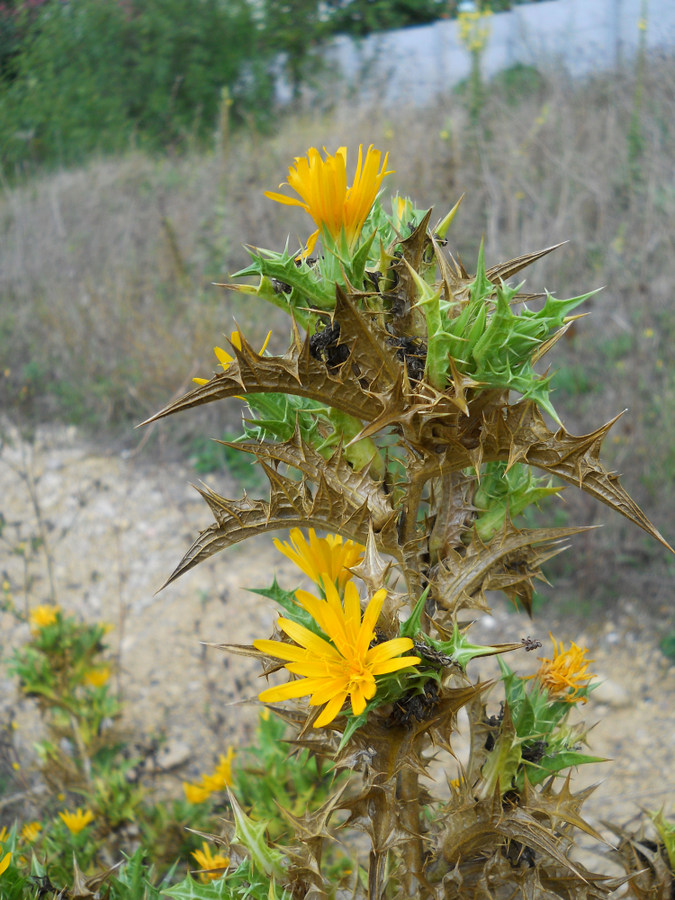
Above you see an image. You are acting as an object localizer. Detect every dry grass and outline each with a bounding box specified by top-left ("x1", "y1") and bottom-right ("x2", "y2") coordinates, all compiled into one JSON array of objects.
[{"x1": 1, "y1": 56, "x2": 674, "y2": 598}]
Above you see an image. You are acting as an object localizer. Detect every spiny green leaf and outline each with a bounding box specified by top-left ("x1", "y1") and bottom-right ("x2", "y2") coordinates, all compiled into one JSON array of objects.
[
  {"x1": 234, "y1": 245, "x2": 335, "y2": 313},
  {"x1": 469, "y1": 238, "x2": 494, "y2": 303}
]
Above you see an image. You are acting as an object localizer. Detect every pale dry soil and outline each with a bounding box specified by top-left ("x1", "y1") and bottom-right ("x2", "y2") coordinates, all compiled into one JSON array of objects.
[{"x1": 1, "y1": 421, "x2": 674, "y2": 876}]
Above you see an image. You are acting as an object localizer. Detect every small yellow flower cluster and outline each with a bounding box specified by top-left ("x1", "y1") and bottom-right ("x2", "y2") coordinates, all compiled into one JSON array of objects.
[
  {"x1": 29, "y1": 604, "x2": 61, "y2": 631},
  {"x1": 535, "y1": 633, "x2": 595, "y2": 703},
  {"x1": 183, "y1": 748, "x2": 235, "y2": 804},
  {"x1": 458, "y1": 9, "x2": 492, "y2": 53},
  {"x1": 191, "y1": 841, "x2": 230, "y2": 882},
  {"x1": 58, "y1": 808, "x2": 94, "y2": 835}
]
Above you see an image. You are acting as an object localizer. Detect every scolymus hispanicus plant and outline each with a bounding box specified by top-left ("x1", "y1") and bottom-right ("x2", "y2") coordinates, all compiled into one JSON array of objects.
[{"x1": 144, "y1": 144, "x2": 673, "y2": 899}]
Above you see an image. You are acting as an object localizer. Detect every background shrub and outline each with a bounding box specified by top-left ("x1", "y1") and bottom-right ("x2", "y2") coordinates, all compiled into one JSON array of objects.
[{"x1": 0, "y1": 0, "x2": 256, "y2": 173}]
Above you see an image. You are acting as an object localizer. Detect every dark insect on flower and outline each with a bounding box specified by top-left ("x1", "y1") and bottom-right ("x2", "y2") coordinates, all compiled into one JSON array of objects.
[
  {"x1": 30, "y1": 875, "x2": 58, "y2": 898},
  {"x1": 504, "y1": 839, "x2": 536, "y2": 868},
  {"x1": 272, "y1": 278, "x2": 292, "y2": 295},
  {"x1": 384, "y1": 290, "x2": 407, "y2": 319},
  {"x1": 521, "y1": 739, "x2": 548, "y2": 763},
  {"x1": 364, "y1": 270, "x2": 382, "y2": 290},
  {"x1": 521, "y1": 636, "x2": 542, "y2": 651},
  {"x1": 309, "y1": 321, "x2": 349, "y2": 370},
  {"x1": 484, "y1": 707, "x2": 504, "y2": 751},
  {"x1": 389, "y1": 679, "x2": 440, "y2": 727},
  {"x1": 369, "y1": 627, "x2": 388, "y2": 648},
  {"x1": 413, "y1": 641, "x2": 454, "y2": 668},
  {"x1": 388, "y1": 335, "x2": 427, "y2": 384}
]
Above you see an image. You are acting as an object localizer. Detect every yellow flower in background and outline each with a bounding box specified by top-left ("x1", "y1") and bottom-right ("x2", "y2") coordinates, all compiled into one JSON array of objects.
[
  {"x1": 0, "y1": 851, "x2": 11, "y2": 877},
  {"x1": 0, "y1": 826, "x2": 8, "y2": 844},
  {"x1": 274, "y1": 528, "x2": 365, "y2": 591},
  {"x1": 29, "y1": 604, "x2": 60, "y2": 630},
  {"x1": 200, "y1": 747, "x2": 235, "y2": 793},
  {"x1": 20, "y1": 822, "x2": 41, "y2": 843},
  {"x1": 254, "y1": 580, "x2": 420, "y2": 728},
  {"x1": 183, "y1": 781, "x2": 211, "y2": 805},
  {"x1": 458, "y1": 9, "x2": 492, "y2": 53},
  {"x1": 183, "y1": 747, "x2": 235, "y2": 803},
  {"x1": 58, "y1": 808, "x2": 94, "y2": 835},
  {"x1": 83, "y1": 666, "x2": 110, "y2": 688},
  {"x1": 191, "y1": 841, "x2": 229, "y2": 882},
  {"x1": 534, "y1": 633, "x2": 595, "y2": 703},
  {"x1": 265, "y1": 144, "x2": 393, "y2": 256},
  {"x1": 193, "y1": 330, "x2": 271, "y2": 386}
]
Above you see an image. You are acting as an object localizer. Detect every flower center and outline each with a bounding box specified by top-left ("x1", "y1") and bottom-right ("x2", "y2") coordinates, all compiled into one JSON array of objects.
[{"x1": 345, "y1": 660, "x2": 375, "y2": 693}]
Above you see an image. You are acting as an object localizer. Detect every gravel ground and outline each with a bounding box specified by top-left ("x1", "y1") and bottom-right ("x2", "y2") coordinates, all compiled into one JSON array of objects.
[{"x1": 1, "y1": 420, "x2": 674, "y2": 873}]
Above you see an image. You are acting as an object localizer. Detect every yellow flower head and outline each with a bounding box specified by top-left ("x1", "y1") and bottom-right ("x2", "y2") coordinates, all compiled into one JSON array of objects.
[
  {"x1": 83, "y1": 666, "x2": 110, "y2": 688},
  {"x1": 20, "y1": 822, "x2": 41, "y2": 843},
  {"x1": 184, "y1": 747, "x2": 235, "y2": 802},
  {"x1": 534, "y1": 633, "x2": 595, "y2": 703},
  {"x1": 29, "y1": 604, "x2": 60, "y2": 630},
  {"x1": 274, "y1": 528, "x2": 365, "y2": 591},
  {"x1": 265, "y1": 144, "x2": 394, "y2": 256},
  {"x1": 193, "y1": 329, "x2": 271, "y2": 386},
  {"x1": 191, "y1": 841, "x2": 229, "y2": 882},
  {"x1": 0, "y1": 826, "x2": 7, "y2": 844},
  {"x1": 183, "y1": 781, "x2": 212, "y2": 804},
  {"x1": 0, "y1": 851, "x2": 10, "y2": 878},
  {"x1": 202, "y1": 747, "x2": 235, "y2": 793},
  {"x1": 253, "y1": 580, "x2": 420, "y2": 728},
  {"x1": 58, "y1": 808, "x2": 94, "y2": 835}
]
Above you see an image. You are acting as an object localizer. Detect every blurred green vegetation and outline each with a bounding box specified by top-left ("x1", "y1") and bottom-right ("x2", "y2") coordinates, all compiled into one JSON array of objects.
[
  {"x1": 0, "y1": 0, "x2": 257, "y2": 172},
  {"x1": 0, "y1": 0, "x2": 556, "y2": 175}
]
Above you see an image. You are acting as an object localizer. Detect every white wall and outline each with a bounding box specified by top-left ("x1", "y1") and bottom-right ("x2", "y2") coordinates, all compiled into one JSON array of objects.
[{"x1": 276, "y1": 0, "x2": 675, "y2": 106}]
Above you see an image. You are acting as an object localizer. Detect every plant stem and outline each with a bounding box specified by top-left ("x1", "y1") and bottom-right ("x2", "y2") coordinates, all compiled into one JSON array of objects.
[{"x1": 397, "y1": 765, "x2": 424, "y2": 896}]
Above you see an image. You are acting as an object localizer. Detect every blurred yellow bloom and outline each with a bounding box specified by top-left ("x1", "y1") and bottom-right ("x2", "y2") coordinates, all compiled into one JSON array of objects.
[
  {"x1": 274, "y1": 528, "x2": 365, "y2": 591},
  {"x1": 201, "y1": 748, "x2": 235, "y2": 793},
  {"x1": 254, "y1": 580, "x2": 420, "y2": 728},
  {"x1": 184, "y1": 747, "x2": 235, "y2": 802},
  {"x1": 191, "y1": 841, "x2": 229, "y2": 882},
  {"x1": 265, "y1": 144, "x2": 393, "y2": 256},
  {"x1": 458, "y1": 9, "x2": 492, "y2": 53},
  {"x1": 29, "y1": 604, "x2": 60, "y2": 630},
  {"x1": 534, "y1": 633, "x2": 595, "y2": 703},
  {"x1": 183, "y1": 781, "x2": 211, "y2": 804},
  {"x1": 58, "y1": 808, "x2": 94, "y2": 835},
  {"x1": 20, "y1": 822, "x2": 41, "y2": 843},
  {"x1": 193, "y1": 330, "x2": 271, "y2": 386},
  {"x1": 0, "y1": 826, "x2": 8, "y2": 843},
  {"x1": 83, "y1": 666, "x2": 110, "y2": 687},
  {"x1": 0, "y1": 851, "x2": 10, "y2": 877}
]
